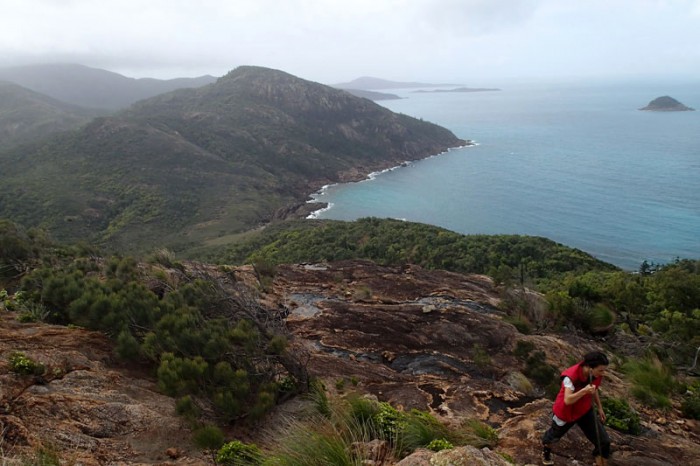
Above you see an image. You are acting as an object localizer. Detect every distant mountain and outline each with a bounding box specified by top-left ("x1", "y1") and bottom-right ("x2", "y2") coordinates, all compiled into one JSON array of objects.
[
  {"x1": 639, "y1": 95, "x2": 694, "y2": 111},
  {"x1": 413, "y1": 87, "x2": 501, "y2": 93},
  {"x1": 341, "y1": 89, "x2": 402, "y2": 101},
  {"x1": 0, "y1": 66, "x2": 466, "y2": 252},
  {"x1": 333, "y1": 76, "x2": 461, "y2": 90},
  {"x1": 0, "y1": 63, "x2": 217, "y2": 110},
  {"x1": 0, "y1": 81, "x2": 100, "y2": 150}
]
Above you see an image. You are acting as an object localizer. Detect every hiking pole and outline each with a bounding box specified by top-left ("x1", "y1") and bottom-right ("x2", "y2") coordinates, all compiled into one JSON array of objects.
[{"x1": 590, "y1": 372, "x2": 605, "y2": 466}]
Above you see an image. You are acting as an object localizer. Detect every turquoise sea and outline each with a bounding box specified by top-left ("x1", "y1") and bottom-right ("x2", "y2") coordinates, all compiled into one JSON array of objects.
[{"x1": 310, "y1": 79, "x2": 700, "y2": 270}]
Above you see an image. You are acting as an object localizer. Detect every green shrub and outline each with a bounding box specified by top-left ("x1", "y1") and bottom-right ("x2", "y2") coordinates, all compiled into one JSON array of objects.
[
  {"x1": 374, "y1": 401, "x2": 407, "y2": 439},
  {"x1": 14, "y1": 298, "x2": 49, "y2": 323},
  {"x1": 399, "y1": 410, "x2": 451, "y2": 454},
  {"x1": 310, "y1": 379, "x2": 332, "y2": 418},
  {"x1": 623, "y1": 357, "x2": 677, "y2": 409},
  {"x1": 148, "y1": 248, "x2": 176, "y2": 268},
  {"x1": 175, "y1": 395, "x2": 200, "y2": 422},
  {"x1": 602, "y1": 397, "x2": 641, "y2": 435},
  {"x1": 426, "y1": 438, "x2": 453, "y2": 452},
  {"x1": 463, "y1": 419, "x2": 498, "y2": 447},
  {"x1": 252, "y1": 259, "x2": 277, "y2": 278},
  {"x1": 26, "y1": 445, "x2": 62, "y2": 466},
  {"x1": 9, "y1": 351, "x2": 45, "y2": 375},
  {"x1": 513, "y1": 340, "x2": 535, "y2": 360},
  {"x1": 193, "y1": 424, "x2": 225, "y2": 450},
  {"x1": 263, "y1": 418, "x2": 356, "y2": 466},
  {"x1": 472, "y1": 344, "x2": 492, "y2": 370},
  {"x1": 524, "y1": 351, "x2": 558, "y2": 395},
  {"x1": 681, "y1": 381, "x2": 700, "y2": 420},
  {"x1": 585, "y1": 304, "x2": 615, "y2": 331},
  {"x1": 345, "y1": 393, "x2": 379, "y2": 428},
  {"x1": 116, "y1": 328, "x2": 141, "y2": 360},
  {"x1": 504, "y1": 315, "x2": 532, "y2": 334},
  {"x1": 216, "y1": 440, "x2": 263, "y2": 465}
]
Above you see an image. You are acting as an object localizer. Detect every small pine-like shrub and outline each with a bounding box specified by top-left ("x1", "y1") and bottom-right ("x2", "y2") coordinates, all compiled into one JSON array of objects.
[
  {"x1": 602, "y1": 397, "x2": 641, "y2": 435},
  {"x1": 193, "y1": 424, "x2": 225, "y2": 450},
  {"x1": 216, "y1": 440, "x2": 263, "y2": 465},
  {"x1": 116, "y1": 328, "x2": 141, "y2": 360},
  {"x1": 175, "y1": 395, "x2": 200, "y2": 422}
]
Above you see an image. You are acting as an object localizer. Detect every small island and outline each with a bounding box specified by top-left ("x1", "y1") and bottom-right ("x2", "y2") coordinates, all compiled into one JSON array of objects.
[{"x1": 639, "y1": 96, "x2": 695, "y2": 111}]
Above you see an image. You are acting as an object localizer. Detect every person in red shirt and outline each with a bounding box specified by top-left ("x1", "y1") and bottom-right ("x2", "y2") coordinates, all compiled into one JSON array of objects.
[{"x1": 541, "y1": 351, "x2": 610, "y2": 465}]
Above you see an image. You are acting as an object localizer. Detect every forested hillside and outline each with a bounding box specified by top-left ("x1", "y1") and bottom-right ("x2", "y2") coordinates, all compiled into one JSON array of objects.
[
  {"x1": 0, "y1": 67, "x2": 465, "y2": 254},
  {"x1": 0, "y1": 81, "x2": 98, "y2": 150}
]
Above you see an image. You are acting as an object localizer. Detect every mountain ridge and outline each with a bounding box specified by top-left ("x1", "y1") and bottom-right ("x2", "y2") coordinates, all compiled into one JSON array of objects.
[{"x1": 0, "y1": 66, "x2": 467, "y2": 253}]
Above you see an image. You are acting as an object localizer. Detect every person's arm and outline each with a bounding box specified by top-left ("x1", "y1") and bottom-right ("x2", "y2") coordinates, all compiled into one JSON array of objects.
[{"x1": 563, "y1": 383, "x2": 597, "y2": 405}]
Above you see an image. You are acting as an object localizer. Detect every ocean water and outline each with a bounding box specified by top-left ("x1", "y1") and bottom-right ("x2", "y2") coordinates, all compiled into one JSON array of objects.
[{"x1": 309, "y1": 80, "x2": 700, "y2": 270}]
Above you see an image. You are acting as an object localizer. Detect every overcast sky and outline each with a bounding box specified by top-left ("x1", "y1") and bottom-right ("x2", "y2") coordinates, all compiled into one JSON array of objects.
[{"x1": 2, "y1": 0, "x2": 699, "y2": 84}]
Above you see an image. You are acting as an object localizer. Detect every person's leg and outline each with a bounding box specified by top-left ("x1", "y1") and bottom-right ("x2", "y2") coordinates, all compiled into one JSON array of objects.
[
  {"x1": 542, "y1": 417, "x2": 575, "y2": 464},
  {"x1": 576, "y1": 409, "x2": 611, "y2": 459}
]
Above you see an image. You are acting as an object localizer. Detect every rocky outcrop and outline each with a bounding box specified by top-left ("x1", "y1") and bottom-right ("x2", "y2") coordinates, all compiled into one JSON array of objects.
[
  {"x1": 639, "y1": 96, "x2": 695, "y2": 111},
  {"x1": 2, "y1": 259, "x2": 698, "y2": 465},
  {"x1": 259, "y1": 260, "x2": 700, "y2": 465},
  {"x1": 0, "y1": 318, "x2": 207, "y2": 465},
  {"x1": 396, "y1": 446, "x2": 512, "y2": 465}
]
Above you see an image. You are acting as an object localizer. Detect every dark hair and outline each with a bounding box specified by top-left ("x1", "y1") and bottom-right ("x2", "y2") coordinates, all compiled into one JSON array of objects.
[{"x1": 582, "y1": 351, "x2": 609, "y2": 368}]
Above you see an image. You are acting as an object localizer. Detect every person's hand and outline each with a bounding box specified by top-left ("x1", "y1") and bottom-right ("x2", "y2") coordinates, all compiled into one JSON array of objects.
[
  {"x1": 585, "y1": 384, "x2": 597, "y2": 395},
  {"x1": 599, "y1": 409, "x2": 607, "y2": 423}
]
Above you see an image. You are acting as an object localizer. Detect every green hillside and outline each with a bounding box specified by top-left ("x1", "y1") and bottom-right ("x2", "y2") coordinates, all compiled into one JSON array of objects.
[
  {"x1": 194, "y1": 217, "x2": 619, "y2": 283},
  {"x1": 0, "y1": 66, "x2": 465, "y2": 253},
  {"x1": 0, "y1": 81, "x2": 98, "y2": 150}
]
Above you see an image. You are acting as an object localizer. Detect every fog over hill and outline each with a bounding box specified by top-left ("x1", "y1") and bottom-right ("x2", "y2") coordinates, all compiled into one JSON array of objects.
[{"x1": 0, "y1": 63, "x2": 217, "y2": 110}]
